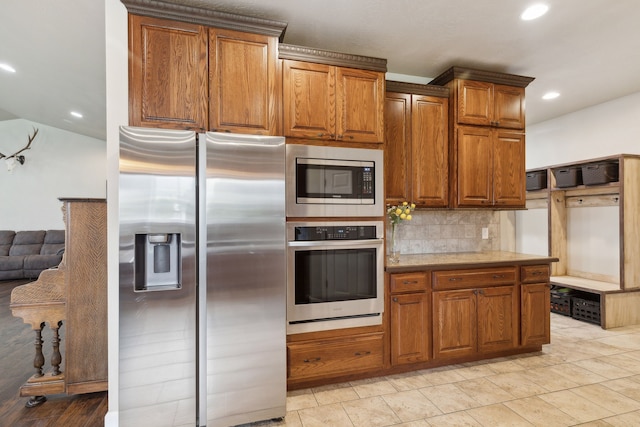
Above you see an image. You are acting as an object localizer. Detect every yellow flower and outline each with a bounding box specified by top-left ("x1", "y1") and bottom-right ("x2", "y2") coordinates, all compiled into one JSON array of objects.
[
  {"x1": 411, "y1": 203, "x2": 416, "y2": 209},
  {"x1": 387, "y1": 201, "x2": 416, "y2": 225},
  {"x1": 395, "y1": 208, "x2": 402, "y2": 215},
  {"x1": 402, "y1": 201, "x2": 408, "y2": 206},
  {"x1": 406, "y1": 214, "x2": 412, "y2": 220},
  {"x1": 400, "y1": 213, "x2": 407, "y2": 219},
  {"x1": 404, "y1": 208, "x2": 411, "y2": 214}
]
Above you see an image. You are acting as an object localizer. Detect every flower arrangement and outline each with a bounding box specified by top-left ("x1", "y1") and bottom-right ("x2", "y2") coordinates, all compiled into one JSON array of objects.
[
  {"x1": 387, "y1": 201, "x2": 416, "y2": 225},
  {"x1": 386, "y1": 202, "x2": 415, "y2": 264}
]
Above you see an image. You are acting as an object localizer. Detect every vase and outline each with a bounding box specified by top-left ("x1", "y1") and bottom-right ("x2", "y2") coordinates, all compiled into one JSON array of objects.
[{"x1": 388, "y1": 223, "x2": 400, "y2": 264}]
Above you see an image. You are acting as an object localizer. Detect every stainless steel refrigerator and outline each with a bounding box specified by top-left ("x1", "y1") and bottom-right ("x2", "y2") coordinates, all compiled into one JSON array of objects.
[{"x1": 118, "y1": 126, "x2": 286, "y2": 427}]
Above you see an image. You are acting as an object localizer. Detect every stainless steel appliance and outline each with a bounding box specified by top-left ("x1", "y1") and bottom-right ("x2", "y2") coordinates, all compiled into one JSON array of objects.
[
  {"x1": 285, "y1": 144, "x2": 384, "y2": 217},
  {"x1": 119, "y1": 126, "x2": 286, "y2": 427},
  {"x1": 286, "y1": 220, "x2": 384, "y2": 333}
]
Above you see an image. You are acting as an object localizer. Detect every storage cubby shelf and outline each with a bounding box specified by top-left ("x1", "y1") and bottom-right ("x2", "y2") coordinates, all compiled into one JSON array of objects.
[{"x1": 523, "y1": 154, "x2": 640, "y2": 328}]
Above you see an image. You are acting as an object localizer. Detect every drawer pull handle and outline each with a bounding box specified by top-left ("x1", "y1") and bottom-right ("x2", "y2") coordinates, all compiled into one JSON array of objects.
[
  {"x1": 354, "y1": 351, "x2": 371, "y2": 356},
  {"x1": 448, "y1": 277, "x2": 463, "y2": 282},
  {"x1": 303, "y1": 357, "x2": 321, "y2": 363},
  {"x1": 493, "y1": 274, "x2": 505, "y2": 279},
  {"x1": 531, "y1": 271, "x2": 543, "y2": 276},
  {"x1": 403, "y1": 280, "x2": 419, "y2": 285}
]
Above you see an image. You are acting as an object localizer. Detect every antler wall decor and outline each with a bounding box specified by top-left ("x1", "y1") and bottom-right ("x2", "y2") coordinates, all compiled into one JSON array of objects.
[{"x1": 0, "y1": 127, "x2": 38, "y2": 172}]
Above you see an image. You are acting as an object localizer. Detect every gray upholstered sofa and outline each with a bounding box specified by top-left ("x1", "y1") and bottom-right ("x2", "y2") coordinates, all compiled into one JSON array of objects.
[{"x1": 0, "y1": 230, "x2": 65, "y2": 280}]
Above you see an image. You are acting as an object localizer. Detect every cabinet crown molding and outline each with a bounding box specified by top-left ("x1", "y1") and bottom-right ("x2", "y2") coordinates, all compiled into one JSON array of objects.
[
  {"x1": 386, "y1": 81, "x2": 449, "y2": 97},
  {"x1": 279, "y1": 44, "x2": 387, "y2": 72},
  {"x1": 121, "y1": 0, "x2": 288, "y2": 40},
  {"x1": 429, "y1": 66, "x2": 535, "y2": 88}
]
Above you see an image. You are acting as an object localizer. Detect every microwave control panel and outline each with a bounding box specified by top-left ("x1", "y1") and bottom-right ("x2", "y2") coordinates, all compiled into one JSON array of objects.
[{"x1": 294, "y1": 225, "x2": 377, "y2": 241}]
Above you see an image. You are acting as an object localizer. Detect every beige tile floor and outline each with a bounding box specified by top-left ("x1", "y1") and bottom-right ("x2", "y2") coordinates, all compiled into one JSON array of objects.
[{"x1": 246, "y1": 314, "x2": 640, "y2": 426}]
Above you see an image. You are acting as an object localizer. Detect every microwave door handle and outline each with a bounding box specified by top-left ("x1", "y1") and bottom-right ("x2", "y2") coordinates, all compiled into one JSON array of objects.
[{"x1": 287, "y1": 239, "x2": 384, "y2": 248}]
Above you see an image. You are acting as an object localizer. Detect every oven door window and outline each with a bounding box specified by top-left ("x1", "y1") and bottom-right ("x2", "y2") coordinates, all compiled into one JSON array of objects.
[{"x1": 294, "y1": 248, "x2": 377, "y2": 304}]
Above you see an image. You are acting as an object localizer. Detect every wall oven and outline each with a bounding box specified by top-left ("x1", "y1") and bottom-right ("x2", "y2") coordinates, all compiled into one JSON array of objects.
[
  {"x1": 286, "y1": 220, "x2": 384, "y2": 333},
  {"x1": 286, "y1": 144, "x2": 384, "y2": 217}
]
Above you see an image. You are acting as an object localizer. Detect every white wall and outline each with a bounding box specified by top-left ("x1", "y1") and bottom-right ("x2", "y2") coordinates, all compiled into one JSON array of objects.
[
  {"x1": 0, "y1": 118, "x2": 106, "y2": 230},
  {"x1": 526, "y1": 91, "x2": 640, "y2": 168},
  {"x1": 516, "y1": 91, "x2": 640, "y2": 276}
]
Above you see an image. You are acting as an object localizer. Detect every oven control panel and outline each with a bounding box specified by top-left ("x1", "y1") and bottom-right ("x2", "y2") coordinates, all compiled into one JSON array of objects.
[{"x1": 294, "y1": 225, "x2": 377, "y2": 241}]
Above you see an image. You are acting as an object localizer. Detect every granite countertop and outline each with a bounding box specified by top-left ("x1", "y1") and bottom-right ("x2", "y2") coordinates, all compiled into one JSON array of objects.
[{"x1": 385, "y1": 251, "x2": 559, "y2": 273}]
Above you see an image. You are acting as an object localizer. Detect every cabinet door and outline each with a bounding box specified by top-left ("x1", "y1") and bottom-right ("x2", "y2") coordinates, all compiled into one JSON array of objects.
[
  {"x1": 454, "y1": 126, "x2": 493, "y2": 207},
  {"x1": 384, "y1": 92, "x2": 411, "y2": 205},
  {"x1": 477, "y1": 286, "x2": 518, "y2": 354},
  {"x1": 521, "y1": 283, "x2": 551, "y2": 346},
  {"x1": 457, "y1": 80, "x2": 492, "y2": 126},
  {"x1": 412, "y1": 95, "x2": 449, "y2": 207},
  {"x1": 493, "y1": 130, "x2": 526, "y2": 208},
  {"x1": 433, "y1": 289, "x2": 477, "y2": 360},
  {"x1": 390, "y1": 293, "x2": 431, "y2": 365},
  {"x1": 282, "y1": 60, "x2": 335, "y2": 140},
  {"x1": 336, "y1": 67, "x2": 385, "y2": 143},
  {"x1": 129, "y1": 14, "x2": 208, "y2": 130},
  {"x1": 493, "y1": 84, "x2": 525, "y2": 130},
  {"x1": 209, "y1": 28, "x2": 278, "y2": 135}
]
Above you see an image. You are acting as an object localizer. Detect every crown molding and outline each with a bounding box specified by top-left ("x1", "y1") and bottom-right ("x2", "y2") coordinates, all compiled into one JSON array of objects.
[
  {"x1": 279, "y1": 44, "x2": 387, "y2": 72},
  {"x1": 386, "y1": 81, "x2": 449, "y2": 97},
  {"x1": 120, "y1": 0, "x2": 288, "y2": 40},
  {"x1": 429, "y1": 66, "x2": 535, "y2": 87}
]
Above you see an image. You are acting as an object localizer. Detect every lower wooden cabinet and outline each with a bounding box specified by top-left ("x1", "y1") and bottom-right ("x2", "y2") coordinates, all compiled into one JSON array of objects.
[
  {"x1": 433, "y1": 285, "x2": 517, "y2": 360},
  {"x1": 287, "y1": 333, "x2": 384, "y2": 381},
  {"x1": 390, "y1": 292, "x2": 431, "y2": 365},
  {"x1": 521, "y1": 265, "x2": 551, "y2": 346}
]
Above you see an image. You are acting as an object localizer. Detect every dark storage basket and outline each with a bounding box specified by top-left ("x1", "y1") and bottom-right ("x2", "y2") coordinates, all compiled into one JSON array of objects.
[
  {"x1": 581, "y1": 162, "x2": 619, "y2": 186},
  {"x1": 554, "y1": 166, "x2": 583, "y2": 188},
  {"x1": 526, "y1": 170, "x2": 547, "y2": 191},
  {"x1": 550, "y1": 286, "x2": 573, "y2": 316},
  {"x1": 571, "y1": 294, "x2": 601, "y2": 325}
]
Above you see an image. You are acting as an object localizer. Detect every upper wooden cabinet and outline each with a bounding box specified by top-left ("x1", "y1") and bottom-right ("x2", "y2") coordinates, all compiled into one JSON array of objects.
[
  {"x1": 209, "y1": 28, "x2": 279, "y2": 134},
  {"x1": 280, "y1": 45, "x2": 386, "y2": 144},
  {"x1": 125, "y1": 4, "x2": 287, "y2": 134},
  {"x1": 430, "y1": 66, "x2": 534, "y2": 209},
  {"x1": 454, "y1": 126, "x2": 526, "y2": 208},
  {"x1": 456, "y1": 80, "x2": 526, "y2": 129},
  {"x1": 385, "y1": 82, "x2": 449, "y2": 207},
  {"x1": 128, "y1": 14, "x2": 209, "y2": 131}
]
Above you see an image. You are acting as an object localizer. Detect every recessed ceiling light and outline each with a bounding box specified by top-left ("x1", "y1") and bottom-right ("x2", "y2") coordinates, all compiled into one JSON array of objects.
[
  {"x1": 70, "y1": 111, "x2": 83, "y2": 118},
  {"x1": 521, "y1": 4, "x2": 549, "y2": 20},
  {"x1": 542, "y1": 91, "x2": 560, "y2": 100},
  {"x1": 0, "y1": 63, "x2": 16, "y2": 73}
]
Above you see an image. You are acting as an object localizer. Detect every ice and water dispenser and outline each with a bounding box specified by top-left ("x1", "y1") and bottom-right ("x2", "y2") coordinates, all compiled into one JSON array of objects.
[{"x1": 134, "y1": 233, "x2": 181, "y2": 291}]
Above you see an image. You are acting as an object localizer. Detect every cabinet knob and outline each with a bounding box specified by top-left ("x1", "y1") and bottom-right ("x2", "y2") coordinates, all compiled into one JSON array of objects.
[
  {"x1": 393, "y1": 297, "x2": 398, "y2": 302},
  {"x1": 316, "y1": 133, "x2": 324, "y2": 137},
  {"x1": 478, "y1": 289, "x2": 485, "y2": 295}
]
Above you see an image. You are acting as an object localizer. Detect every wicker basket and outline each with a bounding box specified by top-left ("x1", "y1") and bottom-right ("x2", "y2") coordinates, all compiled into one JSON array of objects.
[
  {"x1": 554, "y1": 167, "x2": 582, "y2": 188},
  {"x1": 581, "y1": 162, "x2": 619, "y2": 186}
]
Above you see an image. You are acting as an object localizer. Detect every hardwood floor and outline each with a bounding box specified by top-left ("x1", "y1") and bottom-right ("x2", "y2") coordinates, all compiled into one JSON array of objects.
[{"x1": 0, "y1": 280, "x2": 108, "y2": 427}]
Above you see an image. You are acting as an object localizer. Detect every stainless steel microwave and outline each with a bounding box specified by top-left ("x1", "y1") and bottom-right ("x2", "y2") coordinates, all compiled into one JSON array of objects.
[{"x1": 285, "y1": 144, "x2": 384, "y2": 217}]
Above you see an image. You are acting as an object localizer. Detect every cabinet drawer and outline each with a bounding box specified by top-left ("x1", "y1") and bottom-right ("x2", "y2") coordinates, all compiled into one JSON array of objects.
[
  {"x1": 433, "y1": 267, "x2": 516, "y2": 290},
  {"x1": 390, "y1": 272, "x2": 429, "y2": 293},
  {"x1": 520, "y1": 265, "x2": 550, "y2": 283},
  {"x1": 287, "y1": 333, "x2": 383, "y2": 380}
]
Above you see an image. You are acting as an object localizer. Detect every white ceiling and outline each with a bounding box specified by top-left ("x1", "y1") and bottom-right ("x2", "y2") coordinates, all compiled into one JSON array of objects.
[{"x1": 2, "y1": 0, "x2": 640, "y2": 141}]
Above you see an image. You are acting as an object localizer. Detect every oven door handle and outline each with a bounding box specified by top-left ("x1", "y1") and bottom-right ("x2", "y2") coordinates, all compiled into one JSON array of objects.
[{"x1": 287, "y1": 239, "x2": 384, "y2": 248}]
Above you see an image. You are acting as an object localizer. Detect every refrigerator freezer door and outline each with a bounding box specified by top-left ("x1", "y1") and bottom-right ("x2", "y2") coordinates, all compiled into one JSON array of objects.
[
  {"x1": 201, "y1": 132, "x2": 286, "y2": 426},
  {"x1": 119, "y1": 126, "x2": 198, "y2": 426}
]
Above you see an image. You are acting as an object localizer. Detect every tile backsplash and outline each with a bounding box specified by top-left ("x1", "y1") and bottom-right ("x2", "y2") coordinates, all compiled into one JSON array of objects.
[{"x1": 389, "y1": 210, "x2": 501, "y2": 254}]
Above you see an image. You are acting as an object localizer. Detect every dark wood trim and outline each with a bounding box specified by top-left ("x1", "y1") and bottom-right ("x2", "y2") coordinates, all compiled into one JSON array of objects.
[
  {"x1": 121, "y1": 0, "x2": 288, "y2": 40},
  {"x1": 430, "y1": 66, "x2": 535, "y2": 87},
  {"x1": 386, "y1": 80, "x2": 449, "y2": 97},
  {"x1": 279, "y1": 44, "x2": 387, "y2": 72}
]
